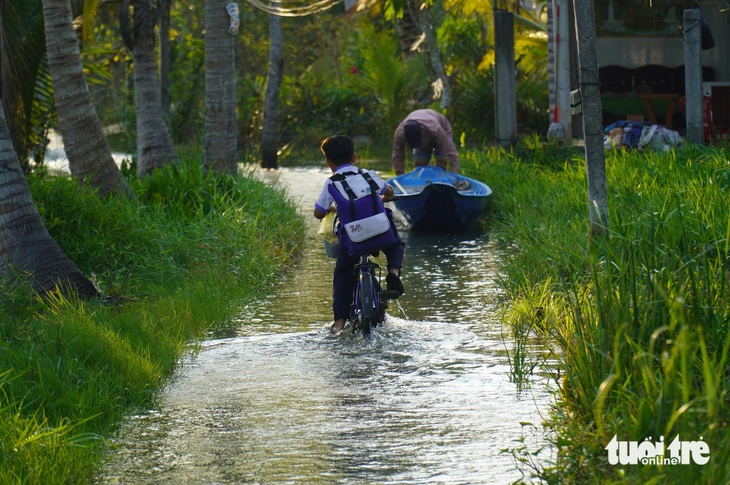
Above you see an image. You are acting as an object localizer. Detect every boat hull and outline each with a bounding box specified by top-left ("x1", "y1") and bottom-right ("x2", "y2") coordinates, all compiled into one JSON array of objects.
[{"x1": 387, "y1": 166, "x2": 492, "y2": 231}]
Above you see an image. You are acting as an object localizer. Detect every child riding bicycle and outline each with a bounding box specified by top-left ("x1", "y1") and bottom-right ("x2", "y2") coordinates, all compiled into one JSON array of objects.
[{"x1": 313, "y1": 135, "x2": 405, "y2": 334}]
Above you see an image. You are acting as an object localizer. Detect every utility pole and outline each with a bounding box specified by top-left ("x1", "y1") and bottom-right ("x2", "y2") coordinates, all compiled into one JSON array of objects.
[
  {"x1": 556, "y1": 0, "x2": 572, "y2": 141},
  {"x1": 494, "y1": 9, "x2": 517, "y2": 147},
  {"x1": 683, "y1": 9, "x2": 703, "y2": 144},
  {"x1": 573, "y1": 0, "x2": 608, "y2": 237}
]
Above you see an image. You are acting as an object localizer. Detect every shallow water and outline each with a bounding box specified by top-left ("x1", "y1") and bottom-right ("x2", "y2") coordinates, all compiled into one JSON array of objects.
[{"x1": 97, "y1": 167, "x2": 554, "y2": 484}]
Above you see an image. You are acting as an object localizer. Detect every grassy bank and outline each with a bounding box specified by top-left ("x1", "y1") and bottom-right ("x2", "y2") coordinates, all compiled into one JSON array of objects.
[
  {"x1": 461, "y1": 139, "x2": 730, "y2": 484},
  {"x1": 0, "y1": 159, "x2": 305, "y2": 483}
]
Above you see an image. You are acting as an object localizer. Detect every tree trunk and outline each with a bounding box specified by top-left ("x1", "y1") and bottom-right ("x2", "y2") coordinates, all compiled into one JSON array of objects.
[
  {"x1": 573, "y1": 0, "x2": 608, "y2": 237},
  {"x1": 204, "y1": 0, "x2": 238, "y2": 175},
  {"x1": 41, "y1": 0, "x2": 132, "y2": 198},
  {"x1": 418, "y1": 8, "x2": 452, "y2": 109},
  {"x1": 132, "y1": 0, "x2": 178, "y2": 177},
  {"x1": 261, "y1": 3, "x2": 283, "y2": 170},
  {"x1": 0, "y1": 104, "x2": 98, "y2": 298},
  {"x1": 395, "y1": 1, "x2": 452, "y2": 109},
  {"x1": 395, "y1": 0, "x2": 423, "y2": 60},
  {"x1": 159, "y1": 0, "x2": 172, "y2": 123}
]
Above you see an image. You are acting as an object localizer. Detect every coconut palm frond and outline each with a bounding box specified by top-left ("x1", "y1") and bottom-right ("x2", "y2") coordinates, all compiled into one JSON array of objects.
[
  {"x1": 352, "y1": 25, "x2": 429, "y2": 135},
  {"x1": 27, "y1": 57, "x2": 57, "y2": 167},
  {"x1": 1, "y1": 0, "x2": 48, "y2": 168},
  {"x1": 514, "y1": 12, "x2": 547, "y2": 32}
]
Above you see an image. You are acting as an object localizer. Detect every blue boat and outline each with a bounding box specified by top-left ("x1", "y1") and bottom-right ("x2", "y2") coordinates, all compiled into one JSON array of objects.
[{"x1": 387, "y1": 166, "x2": 492, "y2": 231}]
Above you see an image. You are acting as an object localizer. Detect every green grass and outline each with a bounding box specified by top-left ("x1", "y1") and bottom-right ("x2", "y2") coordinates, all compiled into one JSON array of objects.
[
  {"x1": 0, "y1": 156, "x2": 305, "y2": 483},
  {"x1": 461, "y1": 140, "x2": 730, "y2": 484}
]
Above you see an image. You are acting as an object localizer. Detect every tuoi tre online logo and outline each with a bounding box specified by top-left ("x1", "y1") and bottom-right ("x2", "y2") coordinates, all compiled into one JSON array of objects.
[{"x1": 605, "y1": 435, "x2": 710, "y2": 466}]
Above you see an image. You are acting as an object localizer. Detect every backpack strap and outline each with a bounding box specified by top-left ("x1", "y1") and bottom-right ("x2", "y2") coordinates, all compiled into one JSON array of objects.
[
  {"x1": 330, "y1": 172, "x2": 357, "y2": 220},
  {"x1": 360, "y1": 171, "x2": 381, "y2": 214},
  {"x1": 330, "y1": 169, "x2": 382, "y2": 220}
]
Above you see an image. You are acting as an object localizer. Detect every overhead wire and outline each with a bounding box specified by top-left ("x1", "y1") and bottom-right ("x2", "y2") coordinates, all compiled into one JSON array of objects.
[{"x1": 244, "y1": 0, "x2": 343, "y2": 17}]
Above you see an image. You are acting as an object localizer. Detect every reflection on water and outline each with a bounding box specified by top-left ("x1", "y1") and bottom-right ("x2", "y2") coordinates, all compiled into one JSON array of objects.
[{"x1": 97, "y1": 167, "x2": 554, "y2": 484}]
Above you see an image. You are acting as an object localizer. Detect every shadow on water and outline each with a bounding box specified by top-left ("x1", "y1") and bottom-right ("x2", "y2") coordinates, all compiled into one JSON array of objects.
[{"x1": 97, "y1": 167, "x2": 555, "y2": 484}]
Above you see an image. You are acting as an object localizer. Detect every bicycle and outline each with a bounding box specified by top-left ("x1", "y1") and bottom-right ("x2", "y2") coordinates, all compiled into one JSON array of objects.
[
  {"x1": 319, "y1": 207, "x2": 401, "y2": 337},
  {"x1": 350, "y1": 253, "x2": 401, "y2": 337}
]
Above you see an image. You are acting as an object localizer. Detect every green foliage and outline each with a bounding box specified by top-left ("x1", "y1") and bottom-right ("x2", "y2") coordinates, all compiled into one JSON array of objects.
[
  {"x1": 0, "y1": 273, "x2": 41, "y2": 323},
  {"x1": 441, "y1": 3, "x2": 549, "y2": 144},
  {"x1": 237, "y1": 74, "x2": 266, "y2": 158},
  {"x1": 275, "y1": 20, "x2": 431, "y2": 161},
  {"x1": 440, "y1": 10, "x2": 495, "y2": 145},
  {"x1": 0, "y1": 371, "x2": 96, "y2": 485},
  {"x1": 15, "y1": 0, "x2": 551, "y2": 169},
  {"x1": 1, "y1": 158, "x2": 305, "y2": 482},
  {"x1": 462, "y1": 143, "x2": 730, "y2": 483},
  {"x1": 450, "y1": 68, "x2": 496, "y2": 145},
  {"x1": 277, "y1": 75, "x2": 374, "y2": 160},
  {"x1": 31, "y1": 154, "x2": 303, "y2": 289},
  {"x1": 76, "y1": 1, "x2": 549, "y2": 164},
  {"x1": 1, "y1": 0, "x2": 55, "y2": 170},
  {"x1": 347, "y1": 25, "x2": 431, "y2": 139},
  {"x1": 515, "y1": 43, "x2": 550, "y2": 135},
  {"x1": 32, "y1": 174, "x2": 163, "y2": 287}
]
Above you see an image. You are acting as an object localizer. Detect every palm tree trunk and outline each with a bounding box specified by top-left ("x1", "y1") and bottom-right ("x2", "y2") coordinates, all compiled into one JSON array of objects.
[
  {"x1": 204, "y1": 0, "x2": 238, "y2": 175},
  {"x1": 261, "y1": 3, "x2": 283, "y2": 170},
  {"x1": 396, "y1": 0, "x2": 422, "y2": 60},
  {"x1": 41, "y1": 0, "x2": 132, "y2": 198},
  {"x1": 159, "y1": 0, "x2": 172, "y2": 122},
  {"x1": 418, "y1": 8, "x2": 452, "y2": 109},
  {"x1": 132, "y1": 0, "x2": 178, "y2": 177},
  {"x1": 394, "y1": 1, "x2": 452, "y2": 109},
  {"x1": 0, "y1": 103, "x2": 97, "y2": 298}
]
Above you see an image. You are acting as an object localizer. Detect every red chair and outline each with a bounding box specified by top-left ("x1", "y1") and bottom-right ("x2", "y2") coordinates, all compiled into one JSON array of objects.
[{"x1": 678, "y1": 95, "x2": 713, "y2": 141}]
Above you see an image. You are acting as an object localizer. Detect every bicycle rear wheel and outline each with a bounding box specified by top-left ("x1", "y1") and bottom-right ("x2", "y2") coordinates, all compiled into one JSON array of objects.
[{"x1": 357, "y1": 267, "x2": 377, "y2": 337}]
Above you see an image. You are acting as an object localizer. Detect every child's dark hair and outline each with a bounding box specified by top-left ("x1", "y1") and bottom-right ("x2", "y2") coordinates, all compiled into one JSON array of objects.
[{"x1": 320, "y1": 135, "x2": 354, "y2": 166}]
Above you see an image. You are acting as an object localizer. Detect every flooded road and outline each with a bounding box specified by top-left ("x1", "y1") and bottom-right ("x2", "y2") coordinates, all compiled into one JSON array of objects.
[{"x1": 97, "y1": 167, "x2": 554, "y2": 484}]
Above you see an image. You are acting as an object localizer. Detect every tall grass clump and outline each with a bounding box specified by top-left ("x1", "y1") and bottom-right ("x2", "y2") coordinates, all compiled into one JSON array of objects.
[
  {"x1": 462, "y1": 142, "x2": 730, "y2": 483},
  {"x1": 1, "y1": 156, "x2": 305, "y2": 483}
]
